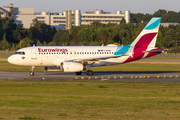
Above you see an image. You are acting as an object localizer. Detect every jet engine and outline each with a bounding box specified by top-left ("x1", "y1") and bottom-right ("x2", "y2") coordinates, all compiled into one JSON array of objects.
[{"x1": 61, "y1": 62, "x2": 86, "y2": 72}]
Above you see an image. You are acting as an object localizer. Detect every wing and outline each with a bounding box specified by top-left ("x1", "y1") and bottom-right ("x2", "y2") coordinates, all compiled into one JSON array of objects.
[
  {"x1": 52, "y1": 54, "x2": 129, "y2": 66},
  {"x1": 66, "y1": 54, "x2": 128, "y2": 62}
]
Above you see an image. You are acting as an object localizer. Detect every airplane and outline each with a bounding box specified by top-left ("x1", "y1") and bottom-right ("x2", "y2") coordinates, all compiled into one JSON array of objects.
[{"x1": 8, "y1": 17, "x2": 167, "y2": 76}]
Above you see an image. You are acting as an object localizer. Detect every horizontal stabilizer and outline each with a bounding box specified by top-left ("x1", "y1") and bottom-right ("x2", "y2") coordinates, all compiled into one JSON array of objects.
[{"x1": 145, "y1": 49, "x2": 170, "y2": 53}]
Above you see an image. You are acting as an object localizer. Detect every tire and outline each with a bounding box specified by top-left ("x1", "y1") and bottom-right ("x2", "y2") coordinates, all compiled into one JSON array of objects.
[
  {"x1": 29, "y1": 72, "x2": 34, "y2": 76},
  {"x1": 87, "y1": 70, "x2": 93, "y2": 76}
]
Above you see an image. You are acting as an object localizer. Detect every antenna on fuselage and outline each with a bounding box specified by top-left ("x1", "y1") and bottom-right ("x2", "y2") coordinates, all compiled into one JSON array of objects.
[{"x1": 33, "y1": 44, "x2": 35, "y2": 47}]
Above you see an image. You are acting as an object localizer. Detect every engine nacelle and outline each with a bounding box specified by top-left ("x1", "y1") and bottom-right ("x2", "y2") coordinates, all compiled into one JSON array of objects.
[{"x1": 61, "y1": 62, "x2": 86, "y2": 72}]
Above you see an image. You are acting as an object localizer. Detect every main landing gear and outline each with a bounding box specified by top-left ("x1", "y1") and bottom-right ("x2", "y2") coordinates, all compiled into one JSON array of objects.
[
  {"x1": 86, "y1": 70, "x2": 94, "y2": 76},
  {"x1": 75, "y1": 70, "x2": 94, "y2": 76},
  {"x1": 29, "y1": 66, "x2": 35, "y2": 76},
  {"x1": 86, "y1": 65, "x2": 93, "y2": 76}
]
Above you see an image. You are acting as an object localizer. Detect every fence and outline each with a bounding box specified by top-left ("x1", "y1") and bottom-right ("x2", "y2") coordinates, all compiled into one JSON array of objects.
[
  {"x1": 0, "y1": 50, "x2": 16, "y2": 55},
  {"x1": 153, "y1": 53, "x2": 180, "y2": 57}
]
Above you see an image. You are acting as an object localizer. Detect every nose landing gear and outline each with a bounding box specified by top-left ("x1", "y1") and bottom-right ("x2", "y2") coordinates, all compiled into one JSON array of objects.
[
  {"x1": 29, "y1": 66, "x2": 35, "y2": 76},
  {"x1": 29, "y1": 71, "x2": 34, "y2": 76}
]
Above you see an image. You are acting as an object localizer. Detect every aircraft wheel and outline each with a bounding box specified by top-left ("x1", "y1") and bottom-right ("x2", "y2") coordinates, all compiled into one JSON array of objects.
[
  {"x1": 75, "y1": 71, "x2": 82, "y2": 75},
  {"x1": 29, "y1": 71, "x2": 34, "y2": 76},
  {"x1": 87, "y1": 70, "x2": 93, "y2": 76}
]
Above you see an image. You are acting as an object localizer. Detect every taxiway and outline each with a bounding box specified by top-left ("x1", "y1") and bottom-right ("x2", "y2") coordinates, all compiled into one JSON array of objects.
[{"x1": 0, "y1": 71, "x2": 180, "y2": 83}]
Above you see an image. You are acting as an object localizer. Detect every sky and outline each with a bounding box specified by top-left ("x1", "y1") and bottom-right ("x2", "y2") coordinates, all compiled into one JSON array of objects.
[{"x1": 1, "y1": 0, "x2": 180, "y2": 14}]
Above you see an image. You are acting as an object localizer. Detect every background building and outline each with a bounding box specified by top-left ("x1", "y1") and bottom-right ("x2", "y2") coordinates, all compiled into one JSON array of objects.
[
  {"x1": 1, "y1": 4, "x2": 36, "y2": 28},
  {"x1": 160, "y1": 23, "x2": 179, "y2": 27},
  {"x1": 0, "y1": 4, "x2": 130, "y2": 29},
  {"x1": 0, "y1": 3, "x2": 14, "y2": 18},
  {"x1": 81, "y1": 9, "x2": 130, "y2": 25}
]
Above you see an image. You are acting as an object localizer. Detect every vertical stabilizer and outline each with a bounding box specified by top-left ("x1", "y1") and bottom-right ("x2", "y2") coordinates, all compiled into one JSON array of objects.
[
  {"x1": 123, "y1": 18, "x2": 161, "y2": 63},
  {"x1": 132, "y1": 17, "x2": 161, "y2": 48},
  {"x1": 127, "y1": 17, "x2": 161, "y2": 53}
]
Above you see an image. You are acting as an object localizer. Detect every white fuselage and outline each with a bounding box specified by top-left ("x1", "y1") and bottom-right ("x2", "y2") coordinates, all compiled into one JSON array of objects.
[
  {"x1": 8, "y1": 46, "x2": 131, "y2": 67},
  {"x1": 8, "y1": 18, "x2": 164, "y2": 75}
]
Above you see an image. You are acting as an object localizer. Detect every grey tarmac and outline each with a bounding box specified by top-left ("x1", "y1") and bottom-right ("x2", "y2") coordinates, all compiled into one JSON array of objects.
[{"x1": 0, "y1": 71, "x2": 180, "y2": 83}]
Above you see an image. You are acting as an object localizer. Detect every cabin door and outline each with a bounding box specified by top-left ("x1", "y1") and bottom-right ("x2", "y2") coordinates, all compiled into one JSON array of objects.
[{"x1": 31, "y1": 48, "x2": 37, "y2": 59}]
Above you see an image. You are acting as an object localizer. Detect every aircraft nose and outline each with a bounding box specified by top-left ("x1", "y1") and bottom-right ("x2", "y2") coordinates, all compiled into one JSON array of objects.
[{"x1": 7, "y1": 56, "x2": 14, "y2": 64}]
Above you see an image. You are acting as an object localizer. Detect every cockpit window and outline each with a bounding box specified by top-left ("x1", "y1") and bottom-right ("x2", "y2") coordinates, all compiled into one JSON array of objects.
[{"x1": 14, "y1": 51, "x2": 25, "y2": 55}]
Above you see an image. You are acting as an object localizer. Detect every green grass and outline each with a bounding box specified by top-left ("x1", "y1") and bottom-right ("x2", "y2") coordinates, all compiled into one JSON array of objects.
[
  {"x1": 0, "y1": 80, "x2": 180, "y2": 120},
  {"x1": 0, "y1": 61, "x2": 44, "y2": 71},
  {"x1": 0, "y1": 54, "x2": 12, "y2": 57}
]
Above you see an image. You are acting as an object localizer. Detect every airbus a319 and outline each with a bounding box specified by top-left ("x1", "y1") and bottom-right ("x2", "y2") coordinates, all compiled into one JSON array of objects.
[{"x1": 8, "y1": 17, "x2": 167, "y2": 76}]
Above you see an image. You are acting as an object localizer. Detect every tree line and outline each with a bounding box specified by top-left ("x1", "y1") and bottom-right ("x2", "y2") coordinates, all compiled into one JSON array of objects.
[
  {"x1": 131, "y1": 9, "x2": 180, "y2": 23},
  {"x1": 0, "y1": 9, "x2": 180, "y2": 52}
]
